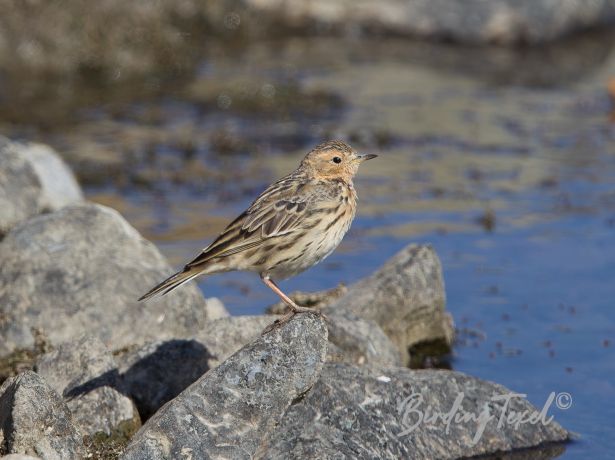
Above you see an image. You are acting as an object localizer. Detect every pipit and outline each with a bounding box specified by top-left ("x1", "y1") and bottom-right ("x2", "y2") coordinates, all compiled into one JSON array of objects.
[{"x1": 139, "y1": 140, "x2": 377, "y2": 331}]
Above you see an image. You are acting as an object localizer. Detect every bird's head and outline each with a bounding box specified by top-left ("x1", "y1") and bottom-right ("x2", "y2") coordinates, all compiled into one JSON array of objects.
[{"x1": 300, "y1": 140, "x2": 377, "y2": 181}]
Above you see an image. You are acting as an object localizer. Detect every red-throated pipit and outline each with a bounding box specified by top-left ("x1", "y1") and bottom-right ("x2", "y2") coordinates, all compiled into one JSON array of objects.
[{"x1": 139, "y1": 140, "x2": 377, "y2": 331}]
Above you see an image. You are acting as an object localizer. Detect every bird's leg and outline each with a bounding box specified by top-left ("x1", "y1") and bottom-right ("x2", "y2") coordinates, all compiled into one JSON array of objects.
[
  {"x1": 261, "y1": 275, "x2": 324, "y2": 334},
  {"x1": 261, "y1": 276, "x2": 320, "y2": 314}
]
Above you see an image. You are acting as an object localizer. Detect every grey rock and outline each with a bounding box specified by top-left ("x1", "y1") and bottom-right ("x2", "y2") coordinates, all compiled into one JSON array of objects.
[
  {"x1": 326, "y1": 311, "x2": 401, "y2": 366},
  {"x1": 0, "y1": 454, "x2": 42, "y2": 460},
  {"x1": 121, "y1": 314, "x2": 328, "y2": 460},
  {"x1": 0, "y1": 202, "x2": 225, "y2": 358},
  {"x1": 117, "y1": 339, "x2": 216, "y2": 420},
  {"x1": 203, "y1": 297, "x2": 230, "y2": 320},
  {"x1": 118, "y1": 313, "x2": 399, "y2": 419},
  {"x1": 325, "y1": 244, "x2": 453, "y2": 366},
  {"x1": 116, "y1": 316, "x2": 274, "y2": 419},
  {"x1": 34, "y1": 336, "x2": 140, "y2": 437},
  {"x1": 245, "y1": 0, "x2": 615, "y2": 44},
  {"x1": 0, "y1": 371, "x2": 85, "y2": 459},
  {"x1": 22, "y1": 143, "x2": 83, "y2": 211},
  {"x1": 193, "y1": 316, "x2": 274, "y2": 366},
  {"x1": 0, "y1": 138, "x2": 82, "y2": 236},
  {"x1": 262, "y1": 363, "x2": 570, "y2": 459},
  {"x1": 117, "y1": 316, "x2": 280, "y2": 419}
]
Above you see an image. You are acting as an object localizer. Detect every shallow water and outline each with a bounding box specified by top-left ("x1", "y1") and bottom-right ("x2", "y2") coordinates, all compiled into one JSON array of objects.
[{"x1": 3, "y1": 34, "x2": 615, "y2": 458}]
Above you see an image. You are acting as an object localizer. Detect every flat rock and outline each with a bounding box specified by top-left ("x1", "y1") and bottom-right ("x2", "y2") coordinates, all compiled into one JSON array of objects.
[
  {"x1": 246, "y1": 0, "x2": 615, "y2": 44},
  {"x1": 0, "y1": 138, "x2": 82, "y2": 236},
  {"x1": 35, "y1": 336, "x2": 140, "y2": 437},
  {"x1": 0, "y1": 202, "x2": 226, "y2": 358},
  {"x1": 121, "y1": 314, "x2": 328, "y2": 460},
  {"x1": 118, "y1": 313, "x2": 399, "y2": 419},
  {"x1": 262, "y1": 363, "x2": 571, "y2": 459},
  {"x1": 0, "y1": 371, "x2": 85, "y2": 459},
  {"x1": 325, "y1": 244, "x2": 453, "y2": 366}
]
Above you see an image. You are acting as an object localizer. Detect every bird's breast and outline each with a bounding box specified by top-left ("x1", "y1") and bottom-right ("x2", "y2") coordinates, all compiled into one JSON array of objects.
[{"x1": 264, "y1": 197, "x2": 356, "y2": 280}]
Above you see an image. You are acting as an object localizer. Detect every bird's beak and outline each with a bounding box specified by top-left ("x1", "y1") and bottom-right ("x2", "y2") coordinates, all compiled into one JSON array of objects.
[{"x1": 357, "y1": 153, "x2": 378, "y2": 162}]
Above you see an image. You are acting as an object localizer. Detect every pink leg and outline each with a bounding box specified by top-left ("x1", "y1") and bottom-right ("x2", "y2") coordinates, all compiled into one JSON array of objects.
[
  {"x1": 261, "y1": 276, "x2": 315, "y2": 313},
  {"x1": 261, "y1": 275, "x2": 324, "y2": 334}
]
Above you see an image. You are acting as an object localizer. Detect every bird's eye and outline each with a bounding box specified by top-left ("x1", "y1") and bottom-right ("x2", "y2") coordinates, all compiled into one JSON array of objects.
[{"x1": 332, "y1": 156, "x2": 342, "y2": 164}]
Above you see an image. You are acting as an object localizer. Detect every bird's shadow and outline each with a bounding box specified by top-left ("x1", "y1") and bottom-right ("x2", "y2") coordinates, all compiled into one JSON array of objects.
[{"x1": 64, "y1": 339, "x2": 214, "y2": 421}]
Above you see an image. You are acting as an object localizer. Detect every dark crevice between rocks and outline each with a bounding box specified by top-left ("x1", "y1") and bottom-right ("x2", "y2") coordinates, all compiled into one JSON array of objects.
[
  {"x1": 465, "y1": 440, "x2": 568, "y2": 460},
  {"x1": 82, "y1": 415, "x2": 141, "y2": 460},
  {"x1": 0, "y1": 328, "x2": 52, "y2": 386},
  {"x1": 408, "y1": 338, "x2": 453, "y2": 369},
  {"x1": 289, "y1": 391, "x2": 309, "y2": 407},
  {"x1": 0, "y1": 378, "x2": 17, "y2": 456}
]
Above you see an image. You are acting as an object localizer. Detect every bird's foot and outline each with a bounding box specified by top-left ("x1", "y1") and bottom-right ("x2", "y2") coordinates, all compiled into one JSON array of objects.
[{"x1": 261, "y1": 306, "x2": 326, "y2": 335}]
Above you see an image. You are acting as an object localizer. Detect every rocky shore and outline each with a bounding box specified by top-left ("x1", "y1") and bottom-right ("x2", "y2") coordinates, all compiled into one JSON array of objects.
[
  {"x1": 2, "y1": 1, "x2": 614, "y2": 81},
  {"x1": 0, "y1": 139, "x2": 570, "y2": 458}
]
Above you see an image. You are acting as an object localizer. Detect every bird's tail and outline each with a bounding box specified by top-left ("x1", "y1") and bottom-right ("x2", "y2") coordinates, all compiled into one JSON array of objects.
[{"x1": 138, "y1": 267, "x2": 202, "y2": 301}]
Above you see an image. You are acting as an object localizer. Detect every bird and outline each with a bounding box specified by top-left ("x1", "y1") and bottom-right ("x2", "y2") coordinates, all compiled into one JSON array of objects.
[{"x1": 139, "y1": 140, "x2": 377, "y2": 331}]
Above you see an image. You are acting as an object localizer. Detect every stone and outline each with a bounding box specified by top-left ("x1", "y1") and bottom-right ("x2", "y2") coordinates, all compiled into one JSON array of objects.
[
  {"x1": 325, "y1": 244, "x2": 453, "y2": 366},
  {"x1": 0, "y1": 455, "x2": 42, "y2": 460},
  {"x1": 325, "y1": 311, "x2": 401, "y2": 366},
  {"x1": 203, "y1": 297, "x2": 230, "y2": 320},
  {"x1": 121, "y1": 314, "x2": 328, "y2": 459},
  {"x1": 0, "y1": 202, "x2": 226, "y2": 358},
  {"x1": 0, "y1": 138, "x2": 82, "y2": 236},
  {"x1": 262, "y1": 363, "x2": 571, "y2": 459},
  {"x1": 116, "y1": 316, "x2": 275, "y2": 419},
  {"x1": 34, "y1": 336, "x2": 140, "y2": 437},
  {"x1": 245, "y1": 0, "x2": 615, "y2": 44},
  {"x1": 118, "y1": 313, "x2": 399, "y2": 419},
  {"x1": 117, "y1": 339, "x2": 215, "y2": 421},
  {"x1": 0, "y1": 371, "x2": 85, "y2": 459}
]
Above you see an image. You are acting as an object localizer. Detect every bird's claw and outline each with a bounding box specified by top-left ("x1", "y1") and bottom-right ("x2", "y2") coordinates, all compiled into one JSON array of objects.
[{"x1": 261, "y1": 308, "x2": 327, "y2": 335}]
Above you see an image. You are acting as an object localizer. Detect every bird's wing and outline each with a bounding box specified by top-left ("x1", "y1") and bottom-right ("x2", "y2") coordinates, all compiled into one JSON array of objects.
[{"x1": 185, "y1": 178, "x2": 323, "y2": 268}]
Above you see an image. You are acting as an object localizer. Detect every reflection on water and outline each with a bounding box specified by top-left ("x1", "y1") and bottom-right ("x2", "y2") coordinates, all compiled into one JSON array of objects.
[{"x1": 2, "y1": 34, "x2": 615, "y2": 459}]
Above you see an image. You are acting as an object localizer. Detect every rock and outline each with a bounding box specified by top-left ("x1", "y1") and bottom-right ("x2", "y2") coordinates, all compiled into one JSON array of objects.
[
  {"x1": 0, "y1": 138, "x2": 83, "y2": 236},
  {"x1": 118, "y1": 313, "x2": 399, "y2": 419},
  {"x1": 0, "y1": 202, "x2": 226, "y2": 358},
  {"x1": 0, "y1": 371, "x2": 85, "y2": 459},
  {"x1": 121, "y1": 314, "x2": 328, "y2": 460},
  {"x1": 325, "y1": 244, "x2": 453, "y2": 366},
  {"x1": 22, "y1": 143, "x2": 83, "y2": 211},
  {"x1": 245, "y1": 0, "x2": 615, "y2": 44},
  {"x1": 117, "y1": 339, "x2": 215, "y2": 421},
  {"x1": 34, "y1": 336, "x2": 140, "y2": 437},
  {"x1": 262, "y1": 363, "x2": 570, "y2": 459},
  {"x1": 116, "y1": 316, "x2": 274, "y2": 419},
  {"x1": 0, "y1": 455, "x2": 42, "y2": 460},
  {"x1": 325, "y1": 311, "x2": 401, "y2": 366},
  {"x1": 203, "y1": 297, "x2": 230, "y2": 320}
]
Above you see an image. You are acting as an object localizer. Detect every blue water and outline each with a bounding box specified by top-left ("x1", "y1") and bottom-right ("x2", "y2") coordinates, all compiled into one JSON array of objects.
[{"x1": 436, "y1": 218, "x2": 615, "y2": 458}]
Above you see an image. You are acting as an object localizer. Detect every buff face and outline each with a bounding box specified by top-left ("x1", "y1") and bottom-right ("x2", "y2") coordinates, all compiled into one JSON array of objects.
[{"x1": 301, "y1": 144, "x2": 376, "y2": 181}]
